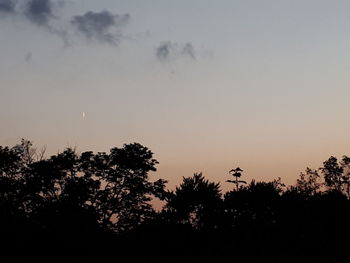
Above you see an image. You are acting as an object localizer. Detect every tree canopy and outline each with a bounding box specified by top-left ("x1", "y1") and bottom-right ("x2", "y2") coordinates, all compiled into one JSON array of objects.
[{"x1": 1, "y1": 139, "x2": 350, "y2": 263}]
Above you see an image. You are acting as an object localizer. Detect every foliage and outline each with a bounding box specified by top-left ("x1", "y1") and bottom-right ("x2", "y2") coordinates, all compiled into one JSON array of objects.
[
  {"x1": 165, "y1": 173, "x2": 222, "y2": 229},
  {"x1": 0, "y1": 140, "x2": 166, "y2": 233},
  {"x1": 227, "y1": 167, "x2": 247, "y2": 190},
  {"x1": 1, "y1": 139, "x2": 350, "y2": 262}
]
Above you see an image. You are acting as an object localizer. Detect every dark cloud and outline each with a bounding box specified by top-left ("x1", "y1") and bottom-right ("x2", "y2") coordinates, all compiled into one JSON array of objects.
[
  {"x1": 24, "y1": 0, "x2": 54, "y2": 27},
  {"x1": 22, "y1": 0, "x2": 70, "y2": 45},
  {"x1": 71, "y1": 10, "x2": 130, "y2": 46},
  {"x1": 0, "y1": 0, "x2": 56, "y2": 26},
  {"x1": 0, "y1": 2, "x2": 131, "y2": 47},
  {"x1": 156, "y1": 41, "x2": 173, "y2": 61},
  {"x1": 0, "y1": 0, "x2": 68, "y2": 44},
  {"x1": 156, "y1": 41, "x2": 196, "y2": 61},
  {"x1": 182, "y1": 43, "x2": 196, "y2": 60},
  {"x1": 0, "y1": 0, "x2": 16, "y2": 13},
  {"x1": 22, "y1": 0, "x2": 69, "y2": 45}
]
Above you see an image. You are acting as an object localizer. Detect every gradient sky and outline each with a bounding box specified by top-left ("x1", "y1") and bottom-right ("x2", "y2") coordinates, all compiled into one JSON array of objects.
[{"x1": 1, "y1": 0, "x2": 350, "y2": 191}]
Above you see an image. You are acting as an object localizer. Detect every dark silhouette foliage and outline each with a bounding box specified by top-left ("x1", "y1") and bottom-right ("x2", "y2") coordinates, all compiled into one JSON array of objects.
[
  {"x1": 165, "y1": 173, "x2": 222, "y2": 230},
  {"x1": 1, "y1": 139, "x2": 350, "y2": 262},
  {"x1": 227, "y1": 167, "x2": 247, "y2": 190}
]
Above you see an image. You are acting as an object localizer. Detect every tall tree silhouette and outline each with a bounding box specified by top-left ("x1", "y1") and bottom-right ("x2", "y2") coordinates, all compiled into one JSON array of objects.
[{"x1": 227, "y1": 167, "x2": 246, "y2": 190}]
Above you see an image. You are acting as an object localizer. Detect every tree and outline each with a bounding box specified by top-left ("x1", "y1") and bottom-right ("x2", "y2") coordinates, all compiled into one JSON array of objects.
[
  {"x1": 320, "y1": 156, "x2": 343, "y2": 192},
  {"x1": 165, "y1": 173, "x2": 222, "y2": 230},
  {"x1": 295, "y1": 168, "x2": 321, "y2": 196},
  {"x1": 224, "y1": 178, "x2": 284, "y2": 230},
  {"x1": 0, "y1": 143, "x2": 27, "y2": 222},
  {"x1": 227, "y1": 167, "x2": 247, "y2": 191},
  {"x1": 79, "y1": 142, "x2": 167, "y2": 232},
  {"x1": 0, "y1": 139, "x2": 168, "y2": 234},
  {"x1": 340, "y1": 155, "x2": 350, "y2": 197}
]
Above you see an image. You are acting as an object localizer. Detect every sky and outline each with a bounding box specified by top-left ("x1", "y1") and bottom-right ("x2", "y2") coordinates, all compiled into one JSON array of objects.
[{"x1": 1, "y1": 0, "x2": 350, "y2": 191}]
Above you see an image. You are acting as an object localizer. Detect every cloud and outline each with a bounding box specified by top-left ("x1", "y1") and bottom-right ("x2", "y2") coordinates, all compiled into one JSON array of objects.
[
  {"x1": 24, "y1": 0, "x2": 55, "y2": 27},
  {"x1": 182, "y1": 43, "x2": 196, "y2": 60},
  {"x1": 22, "y1": 0, "x2": 70, "y2": 45},
  {"x1": 0, "y1": 0, "x2": 68, "y2": 44},
  {"x1": 156, "y1": 41, "x2": 173, "y2": 61},
  {"x1": 0, "y1": 3, "x2": 131, "y2": 47},
  {"x1": 0, "y1": 0, "x2": 57, "y2": 26},
  {"x1": 71, "y1": 10, "x2": 130, "y2": 46},
  {"x1": 156, "y1": 41, "x2": 196, "y2": 61},
  {"x1": 0, "y1": 0, "x2": 15, "y2": 13}
]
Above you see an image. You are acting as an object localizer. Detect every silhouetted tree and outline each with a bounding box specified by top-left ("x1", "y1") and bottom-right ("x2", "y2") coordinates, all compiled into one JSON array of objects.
[
  {"x1": 340, "y1": 155, "x2": 350, "y2": 197},
  {"x1": 0, "y1": 143, "x2": 27, "y2": 229},
  {"x1": 320, "y1": 156, "x2": 343, "y2": 192},
  {"x1": 295, "y1": 167, "x2": 321, "y2": 196},
  {"x1": 227, "y1": 167, "x2": 246, "y2": 191},
  {"x1": 0, "y1": 140, "x2": 167, "y2": 234},
  {"x1": 224, "y1": 178, "x2": 284, "y2": 230},
  {"x1": 3, "y1": 139, "x2": 350, "y2": 263},
  {"x1": 78, "y1": 143, "x2": 167, "y2": 232},
  {"x1": 166, "y1": 173, "x2": 222, "y2": 230}
]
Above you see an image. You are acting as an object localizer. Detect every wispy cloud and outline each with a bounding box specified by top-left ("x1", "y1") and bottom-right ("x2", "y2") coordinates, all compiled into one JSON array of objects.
[
  {"x1": 156, "y1": 41, "x2": 196, "y2": 61},
  {"x1": 156, "y1": 41, "x2": 173, "y2": 61},
  {"x1": 0, "y1": 0, "x2": 15, "y2": 13},
  {"x1": 0, "y1": 3, "x2": 131, "y2": 47},
  {"x1": 1, "y1": 1, "x2": 201, "y2": 60},
  {"x1": 181, "y1": 43, "x2": 196, "y2": 60},
  {"x1": 0, "y1": 0, "x2": 69, "y2": 44},
  {"x1": 24, "y1": 0, "x2": 55, "y2": 27},
  {"x1": 0, "y1": 0, "x2": 58, "y2": 26},
  {"x1": 71, "y1": 10, "x2": 130, "y2": 46}
]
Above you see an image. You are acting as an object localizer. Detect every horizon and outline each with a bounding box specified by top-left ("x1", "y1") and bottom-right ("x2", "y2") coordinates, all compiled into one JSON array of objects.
[{"x1": 1, "y1": 138, "x2": 346, "y2": 194}]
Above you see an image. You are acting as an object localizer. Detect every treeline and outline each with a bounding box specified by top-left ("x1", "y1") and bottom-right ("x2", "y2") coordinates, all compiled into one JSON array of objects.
[{"x1": 1, "y1": 139, "x2": 350, "y2": 262}]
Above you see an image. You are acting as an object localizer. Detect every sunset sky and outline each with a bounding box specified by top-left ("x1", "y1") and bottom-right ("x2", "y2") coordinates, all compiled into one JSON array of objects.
[{"x1": 1, "y1": 0, "x2": 350, "y2": 190}]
